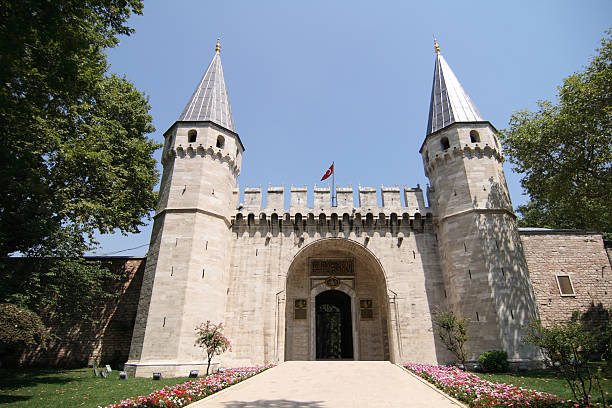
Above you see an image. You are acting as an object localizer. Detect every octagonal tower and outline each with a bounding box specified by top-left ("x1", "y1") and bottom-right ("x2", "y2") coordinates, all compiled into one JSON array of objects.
[{"x1": 421, "y1": 41, "x2": 540, "y2": 364}]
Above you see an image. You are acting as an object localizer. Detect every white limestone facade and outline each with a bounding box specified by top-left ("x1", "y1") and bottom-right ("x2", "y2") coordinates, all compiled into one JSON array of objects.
[{"x1": 125, "y1": 42, "x2": 541, "y2": 377}]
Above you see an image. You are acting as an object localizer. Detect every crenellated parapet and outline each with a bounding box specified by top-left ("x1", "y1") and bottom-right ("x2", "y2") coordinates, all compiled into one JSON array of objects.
[
  {"x1": 232, "y1": 183, "x2": 435, "y2": 231},
  {"x1": 424, "y1": 143, "x2": 503, "y2": 177},
  {"x1": 161, "y1": 143, "x2": 241, "y2": 177}
]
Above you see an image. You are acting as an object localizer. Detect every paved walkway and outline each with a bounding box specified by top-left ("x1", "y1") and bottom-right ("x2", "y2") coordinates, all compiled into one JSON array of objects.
[{"x1": 189, "y1": 361, "x2": 464, "y2": 408}]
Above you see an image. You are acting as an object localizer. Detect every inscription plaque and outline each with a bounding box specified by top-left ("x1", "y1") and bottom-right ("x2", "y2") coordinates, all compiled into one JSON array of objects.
[{"x1": 311, "y1": 259, "x2": 354, "y2": 276}]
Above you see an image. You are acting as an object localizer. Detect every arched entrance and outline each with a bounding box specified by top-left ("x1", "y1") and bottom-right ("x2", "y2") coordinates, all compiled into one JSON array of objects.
[
  {"x1": 316, "y1": 290, "x2": 353, "y2": 359},
  {"x1": 284, "y1": 238, "x2": 391, "y2": 361}
]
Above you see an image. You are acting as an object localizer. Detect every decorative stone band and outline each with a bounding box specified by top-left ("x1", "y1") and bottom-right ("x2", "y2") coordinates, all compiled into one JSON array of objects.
[
  {"x1": 439, "y1": 207, "x2": 517, "y2": 223},
  {"x1": 161, "y1": 144, "x2": 241, "y2": 177},
  {"x1": 154, "y1": 207, "x2": 233, "y2": 227},
  {"x1": 424, "y1": 144, "x2": 503, "y2": 177}
]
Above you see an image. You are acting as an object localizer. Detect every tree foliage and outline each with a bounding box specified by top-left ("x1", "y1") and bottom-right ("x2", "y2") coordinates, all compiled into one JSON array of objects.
[
  {"x1": 194, "y1": 321, "x2": 231, "y2": 376},
  {"x1": 0, "y1": 0, "x2": 160, "y2": 257},
  {"x1": 524, "y1": 317, "x2": 608, "y2": 407},
  {"x1": 500, "y1": 31, "x2": 612, "y2": 235},
  {"x1": 432, "y1": 308, "x2": 469, "y2": 367},
  {"x1": 0, "y1": 1, "x2": 160, "y2": 341},
  {"x1": 0, "y1": 304, "x2": 48, "y2": 355}
]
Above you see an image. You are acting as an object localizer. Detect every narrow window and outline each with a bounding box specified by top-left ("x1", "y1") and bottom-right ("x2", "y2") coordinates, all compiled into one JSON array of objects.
[
  {"x1": 556, "y1": 275, "x2": 575, "y2": 296},
  {"x1": 294, "y1": 299, "x2": 307, "y2": 320},
  {"x1": 188, "y1": 129, "x2": 197, "y2": 143},
  {"x1": 470, "y1": 130, "x2": 480, "y2": 143},
  {"x1": 202, "y1": 268, "x2": 205, "y2": 279},
  {"x1": 440, "y1": 136, "x2": 450, "y2": 150},
  {"x1": 360, "y1": 299, "x2": 374, "y2": 320},
  {"x1": 425, "y1": 150, "x2": 429, "y2": 163},
  {"x1": 216, "y1": 135, "x2": 225, "y2": 149},
  {"x1": 468, "y1": 269, "x2": 472, "y2": 279},
  {"x1": 476, "y1": 312, "x2": 480, "y2": 321}
]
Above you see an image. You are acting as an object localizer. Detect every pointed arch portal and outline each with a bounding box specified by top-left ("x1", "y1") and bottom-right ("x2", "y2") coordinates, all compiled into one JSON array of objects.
[{"x1": 284, "y1": 238, "x2": 391, "y2": 361}]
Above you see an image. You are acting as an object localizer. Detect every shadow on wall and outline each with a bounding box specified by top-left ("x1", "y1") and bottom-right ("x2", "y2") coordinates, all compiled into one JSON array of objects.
[
  {"x1": 580, "y1": 303, "x2": 610, "y2": 360},
  {"x1": 99, "y1": 260, "x2": 146, "y2": 368},
  {"x1": 478, "y1": 182, "x2": 540, "y2": 361},
  {"x1": 14, "y1": 259, "x2": 145, "y2": 368}
]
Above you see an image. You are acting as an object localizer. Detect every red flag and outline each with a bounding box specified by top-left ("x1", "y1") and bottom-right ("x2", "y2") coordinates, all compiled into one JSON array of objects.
[{"x1": 321, "y1": 162, "x2": 334, "y2": 181}]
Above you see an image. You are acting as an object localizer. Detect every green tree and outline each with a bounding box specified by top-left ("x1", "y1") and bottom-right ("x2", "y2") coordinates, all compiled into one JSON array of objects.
[
  {"x1": 500, "y1": 30, "x2": 612, "y2": 236},
  {"x1": 194, "y1": 321, "x2": 232, "y2": 376},
  {"x1": 432, "y1": 308, "x2": 469, "y2": 367},
  {"x1": 524, "y1": 318, "x2": 607, "y2": 407},
  {"x1": 0, "y1": 0, "x2": 160, "y2": 258},
  {"x1": 0, "y1": 1, "x2": 160, "y2": 335}
]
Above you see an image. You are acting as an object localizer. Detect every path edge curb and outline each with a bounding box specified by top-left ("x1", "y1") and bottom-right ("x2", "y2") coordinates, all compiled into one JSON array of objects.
[
  {"x1": 395, "y1": 364, "x2": 469, "y2": 408},
  {"x1": 185, "y1": 364, "x2": 281, "y2": 407}
]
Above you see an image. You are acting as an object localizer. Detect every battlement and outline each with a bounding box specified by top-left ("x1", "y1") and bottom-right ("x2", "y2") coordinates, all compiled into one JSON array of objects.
[{"x1": 234, "y1": 183, "x2": 434, "y2": 223}]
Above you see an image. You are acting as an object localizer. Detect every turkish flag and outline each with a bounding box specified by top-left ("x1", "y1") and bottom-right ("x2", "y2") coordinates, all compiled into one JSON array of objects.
[{"x1": 321, "y1": 163, "x2": 334, "y2": 181}]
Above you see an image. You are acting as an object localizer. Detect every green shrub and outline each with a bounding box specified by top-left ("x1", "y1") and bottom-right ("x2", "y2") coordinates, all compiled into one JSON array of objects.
[
  {"x1": 478, "y1": 350, "x2": 509, "y2": 372},
  {"x1": 0, "y1": 303, "x2": 48, "y2": 350}
]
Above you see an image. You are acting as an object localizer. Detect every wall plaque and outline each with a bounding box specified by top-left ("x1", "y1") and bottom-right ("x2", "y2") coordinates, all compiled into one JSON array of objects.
[
  {"x1": 360, "y1": 299, "x2": 374, "y2": 320},
  {"x1": 311, "y1": 259, "x2": 354, "y2": 276},
  {"x1": 294, "y1": 299, "x2": 307, "y2": 320}
]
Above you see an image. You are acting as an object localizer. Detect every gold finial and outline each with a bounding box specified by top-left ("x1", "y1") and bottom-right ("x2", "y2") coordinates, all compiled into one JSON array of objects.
[
  {"x1": 434, "y1": 37, "x2": 440, "y2": 54},
  {"x1": 215, "y1": 37, "x2": 221, "y2": 53}
]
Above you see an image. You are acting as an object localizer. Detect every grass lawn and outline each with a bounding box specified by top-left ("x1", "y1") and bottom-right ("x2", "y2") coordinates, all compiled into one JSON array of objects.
[
  {"x1": 0, "y1": 367, "x2": 192, "y2": 408},
  {"x1": 478, "y1": 366, "x2": 612, "y2": 405}
]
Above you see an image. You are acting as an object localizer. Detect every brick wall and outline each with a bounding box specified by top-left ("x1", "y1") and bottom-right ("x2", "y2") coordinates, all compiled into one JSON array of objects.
[
  {"x1": 520, "y1": 230, "x2": 612, "y2": 326},
  {"x1": 12, "y1": 257, "x2": 146, "y2": 368}
]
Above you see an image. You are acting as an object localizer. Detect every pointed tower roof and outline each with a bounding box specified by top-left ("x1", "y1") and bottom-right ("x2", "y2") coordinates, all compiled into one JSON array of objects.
[
  {"x1": 179, "y1": 38, "x2": 236, "y2": 132},
  {"x1": 426, "y1": 40, "x2": 483, "y2": 135}
]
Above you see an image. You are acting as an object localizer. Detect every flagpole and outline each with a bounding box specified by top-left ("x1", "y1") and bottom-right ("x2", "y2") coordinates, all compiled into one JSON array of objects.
[{"x1": 332, "y1": 161, "x2": 335, "y2": 207}]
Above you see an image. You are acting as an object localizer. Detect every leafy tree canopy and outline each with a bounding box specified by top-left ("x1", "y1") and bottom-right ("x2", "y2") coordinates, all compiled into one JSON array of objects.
[
  {"x1": 0, "y1": 0, "x2": 161, "y2": 257},
  {"x1": 500, "y1": 30, "x2": 612, "y2": 236}
]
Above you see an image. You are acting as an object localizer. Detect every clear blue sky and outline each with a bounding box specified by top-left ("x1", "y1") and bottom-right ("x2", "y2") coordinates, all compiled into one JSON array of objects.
[{"x1": 91, "y1": 0, "x2": 611, "y2": 256}]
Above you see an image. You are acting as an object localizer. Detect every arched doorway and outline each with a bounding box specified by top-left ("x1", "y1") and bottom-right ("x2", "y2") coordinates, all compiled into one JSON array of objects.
[
  {"x1": 316, "y1": 290, "x2": 353, "y2": 359},
  {"x1": 284, "y1": 238, "x2": 391, "y2": 361}
]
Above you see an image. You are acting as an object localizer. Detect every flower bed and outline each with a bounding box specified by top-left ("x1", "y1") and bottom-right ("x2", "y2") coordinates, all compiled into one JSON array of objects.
[
  {"x1": 103, "y1": 365, "x2": 274, "y2": 408},
  {"x1": 403, "y1": 363, "x2": 579, "y2": 408}
]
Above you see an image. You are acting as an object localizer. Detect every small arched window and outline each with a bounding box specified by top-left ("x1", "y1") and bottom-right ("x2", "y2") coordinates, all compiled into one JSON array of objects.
[
  {"x1": 440, "y1": 136, "x2": 450, "y2": 150},
  {"x1": 216, "y1": 135, "x2": 225, "y2": 149},
  {"x1": 236, "y1": 148, "x2": 239, "y2": 157},
  {"x1": 470, "y1": 130, "x2": 480, "y2": 143},
  {"x1": 188, "y1": 129, "x2": 197, "y2": 143}
]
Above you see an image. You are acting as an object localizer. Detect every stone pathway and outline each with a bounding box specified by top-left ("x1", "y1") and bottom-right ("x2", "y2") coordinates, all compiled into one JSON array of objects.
[{"x1": 188, "y1": 361, "x2": 464, "y2": 407}]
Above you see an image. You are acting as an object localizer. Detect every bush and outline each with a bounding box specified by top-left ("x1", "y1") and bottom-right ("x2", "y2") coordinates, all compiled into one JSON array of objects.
[
  {"x1": 478, "y1": 350, "x2": 509, "y2": 372},
  {"x1": 0, "y1": 303, "x2": 48, "y2": 350}
]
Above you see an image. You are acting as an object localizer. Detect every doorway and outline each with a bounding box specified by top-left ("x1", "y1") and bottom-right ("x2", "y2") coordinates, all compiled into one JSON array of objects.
[{"x1": 315, "y1": 290, "x2": 353, "y2": 359}]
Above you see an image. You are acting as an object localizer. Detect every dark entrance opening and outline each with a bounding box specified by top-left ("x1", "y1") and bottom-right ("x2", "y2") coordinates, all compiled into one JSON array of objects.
[{"x1": 315, "y1": 290, "x2": 353, "y2": 359}]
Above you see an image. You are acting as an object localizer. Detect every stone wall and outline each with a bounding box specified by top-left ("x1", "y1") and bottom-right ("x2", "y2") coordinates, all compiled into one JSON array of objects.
[
  {"x1": 13, "y1": 257, "x2": 145, "y2": 368},
  {"x1": 521, "y1": 230, "x2": 612, "y2": 326}
]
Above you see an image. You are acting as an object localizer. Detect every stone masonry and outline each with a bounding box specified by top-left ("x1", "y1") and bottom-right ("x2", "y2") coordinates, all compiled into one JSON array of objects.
[
  {"x1": 122, "y1": 41, "x2": 610, "y2": 377},
  {"x1": 521, "y1": 230, "x2": 612, "y2": 326}
]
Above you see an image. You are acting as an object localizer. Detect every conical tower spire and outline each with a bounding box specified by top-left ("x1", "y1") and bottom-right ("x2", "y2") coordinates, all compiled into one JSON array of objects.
[
  {"x1": 426, "y1": 41, "x2": 483, "y2": 135},
  {"x1": 179, "y1": 38, "x2": 236, "y2": 132}
]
